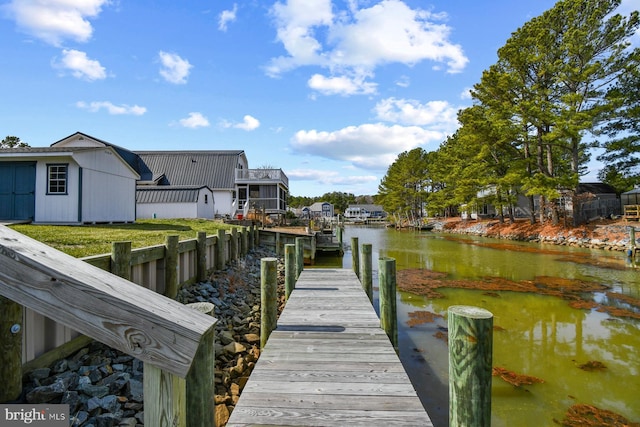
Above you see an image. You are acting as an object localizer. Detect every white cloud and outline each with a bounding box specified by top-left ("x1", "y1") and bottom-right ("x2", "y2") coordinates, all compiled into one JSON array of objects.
[
  {"x1": 218, "y1": 4, "x2": 238, "y2": 31},
  {"x1": 291, "y1": 123, "x2": 445, "y2": 170},
  {"x1": 267, "y1": 0, "x2": 468, "y2": 87},
  {"x1": 288, "y1": 168, "x2": 378, "y2": 186},
  {"x1": 221, "y1": 115, "x2": 261, "y2": 131},
  {"x1": 179, "y1": 112, "x2": 210, "y2": 128},
  {"x1": 308, "y1": 73, "x2": 377, "y2": 96},
  {"x1": 395, "y1": 75, "x2": 410, "y2": 87},
  {"x1": 76, "y1": 101, "x2": 146, "y2": 115},
  {"x1": 4, "y1": 0, "x2": 109, "y2": 46},
  {"x1": 374, "y1": 97, "x2": 459, "y2": 130},
  {"x1": 460, "y1": 87, "x2": 472, "y2": 100},
  {"x1": 54, "y1": 49, "x2": 107, "y2": 81},
  {"x1": 158, "y1": 51, "x2": 192, "y2": 84}
]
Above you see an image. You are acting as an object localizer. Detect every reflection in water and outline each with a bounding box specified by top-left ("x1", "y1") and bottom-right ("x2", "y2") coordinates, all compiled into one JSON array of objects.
[{"x1": 335, "y1": 225, "x2": 640, "y2": 427}]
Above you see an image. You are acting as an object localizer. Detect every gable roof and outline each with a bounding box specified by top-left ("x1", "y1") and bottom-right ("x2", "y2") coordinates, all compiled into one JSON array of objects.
[
  {"x1": 136, "y1": 185, "x2": 212, "y2": 203},
  {"x1": 577, "y1": 183, "x2": 617, "y2": 195},
  {"x1": 134, "y1": 151, "x2": 244, "y2": 190}
]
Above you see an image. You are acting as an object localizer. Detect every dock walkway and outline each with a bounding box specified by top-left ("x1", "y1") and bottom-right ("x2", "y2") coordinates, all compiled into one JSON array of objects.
[{"x1": 226, "y1": 268, "x2": 433, "y2": 426}]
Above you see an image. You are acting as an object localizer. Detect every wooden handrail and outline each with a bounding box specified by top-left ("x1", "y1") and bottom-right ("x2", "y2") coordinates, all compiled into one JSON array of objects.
[{"x1": 0, "y1": 225, "x2": 216, "y2": 379}]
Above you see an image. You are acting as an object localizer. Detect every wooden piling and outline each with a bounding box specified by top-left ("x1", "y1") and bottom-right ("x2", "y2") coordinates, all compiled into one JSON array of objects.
[
  {"x1": 361, "y1": 243, "x2": 373, "y2": 302},
  {"x1": 378, "y1": 256, "x2": 397, "y2": 349},
  {"x1": 448, "y1": 305, "x2": 493, "y2": 427},
  {"x1": 216, "y1": 229, "x2": 226, "y2": 271},
  {"x1": 230, "y1": 228, "x2": 238, "y2": 262},
  {"x1": 196, "y1": 231, "x2": 207, "y2": 282},
  {"x1": 295, "y1": 237, "x2": 304, "y2": 278},
  {"x1": 351, "y1": 237, "x2": 360, "y2": 279},
  {"x1": 285, "y1": 244, "x2": 296, "y2": 300},
  {"x1": 165, "y1": 235, "x2": 179, "y2": 299},
  {"x1": 111, "y1": 241, "x2": 131, "y2": 280},
  {"x1": 260, "y1": 258, "x2": 278, "y2": 348},
  {"x1": 241, "y1": 227, "x2": 248, "y2": 256},
  {"x1": 0, "y1": 296, "x2": 22, "y2": 402}
]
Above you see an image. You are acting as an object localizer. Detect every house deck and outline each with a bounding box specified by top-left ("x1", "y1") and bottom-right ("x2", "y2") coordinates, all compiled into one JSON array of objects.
[{"x1": 226, "y1": 268, "x2": 433, "y2": 427}]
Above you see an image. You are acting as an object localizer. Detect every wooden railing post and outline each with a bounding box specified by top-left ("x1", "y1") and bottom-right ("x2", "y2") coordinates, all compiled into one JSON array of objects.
[
  {"x1": 165, "y1": 235, "x2": 179, "y2": 299},
  {"x1": 361, "y1": 243, "x2": 373, "y2": 303},
  {"x1": 351, "y1": 237, "x2": 360, "y2": 279},
  {"x1": 196, "y1": 231, "x2": 207, "y2": 282},
  {"x1": 230, "y1": 228, "x2": 238, "y2": 262},
  {"x1": 448, "y1": 305, "x2": 493, "y2": 427},
  {"x1": 186, "y1": 327, "x2": 215, "y2": 427},
  {"x1": 284, "y1": 244, "x2": 296, "y2": 300},
  {"x1": 295, "y1": 237, "x2": 304, "y2": 278},
  {"x1": 378, "y1": 256, "x2": 397, "y2": 350},
  {"x1": 216, "y1": 229, "x2": 226, "y2": 270},
  {"x1": 111, "y1": 241, "x2": 131, "y2": 280},
  {"x1": 275, "y1": 232, "x2": 281, "y2": 255},
  {"x1": 0, "y1": 296, "x2": 22, "y2": 402},
  {"x1": 260, "y1": 258, "x2": 278, "y2": 348}
]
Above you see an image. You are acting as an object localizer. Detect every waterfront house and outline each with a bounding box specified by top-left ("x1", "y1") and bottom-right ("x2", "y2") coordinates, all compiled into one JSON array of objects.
[
  {"x1": 345, "y1": 204, "x2": 385, "y2": 219},
  {"x1": 308, "y1": 201, "x2": 334, "y2": 219}
]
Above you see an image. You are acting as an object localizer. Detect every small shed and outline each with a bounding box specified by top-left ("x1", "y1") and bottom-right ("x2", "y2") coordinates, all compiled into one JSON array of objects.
[
  {"x1": 136, "y1": 185, "x2": 214, "y2": 219},
  {"x1": 621, "y1": 188, "x2": 640, "y2": 206}
]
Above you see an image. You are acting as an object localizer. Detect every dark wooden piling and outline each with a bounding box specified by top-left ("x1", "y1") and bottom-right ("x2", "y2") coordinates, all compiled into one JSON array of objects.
[
  {"x1": 0, "y1": 296, "x2": 22, "y2": 402},
  {"x1": 295, "y1": 237, "x2": 304, "y2": 278},
  {"x1": 216, "y1": 229, "x2": 226, "y2": 271},
  {"x1": 285, "y1": 244, "x2": 296, "y2": 300},
  {"x1": 378, "y1": 256, "x2": 397, "y2": 349},
  {"x1": 448, "y1": 305, "x2": 493, "y2": 427},
  {"x1": 351, "y1": 237, "x2": 360, "y2": 279},
  {"x1": 196, "y1": 231, "x2": 207, "y2": 282},
  {"x1": 361, "y1": 243, "x2": 373, "y2": 302}
]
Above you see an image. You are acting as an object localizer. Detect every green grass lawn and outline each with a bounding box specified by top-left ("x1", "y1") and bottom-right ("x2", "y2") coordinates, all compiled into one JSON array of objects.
[{"x1": 8, "y1": 219, "x2": 239, "y2": 258}]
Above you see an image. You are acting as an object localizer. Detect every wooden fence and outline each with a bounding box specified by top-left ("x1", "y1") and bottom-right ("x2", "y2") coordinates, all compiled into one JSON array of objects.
[{"x1": 18, "y1": 225, "x2": 258, "y2": 366}]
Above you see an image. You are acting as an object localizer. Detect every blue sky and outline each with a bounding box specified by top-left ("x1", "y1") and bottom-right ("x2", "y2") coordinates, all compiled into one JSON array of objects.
[{"x1": 2, "y1": 1, "x2": 638, "y2": 197}]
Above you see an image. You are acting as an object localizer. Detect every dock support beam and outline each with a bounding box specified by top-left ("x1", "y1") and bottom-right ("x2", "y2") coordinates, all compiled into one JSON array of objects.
[
  {"x1": 448, "y1": 305, "x2": 493, "y2": 427},
  {"x1": 295, "y1": 237, "x2": 304, "y2": 278},
  {"x1": 378, "y1": 256, "x2": 397, "y2": 350},
  {"x1": 164, "y1": 235, "x2": 179, "y2": 299},
  {"x1": 260, "y1": 258, "x2": 278, "y2": 348},
  {"x1": 284, "y1": 244, "x2": 296, "y2": 300},
  {"x1": 361, "y1": 243, "x2": 373, "y2": 303},
  {"x1": 351, "y1": 237, "x2": 360, "y2": 279}
]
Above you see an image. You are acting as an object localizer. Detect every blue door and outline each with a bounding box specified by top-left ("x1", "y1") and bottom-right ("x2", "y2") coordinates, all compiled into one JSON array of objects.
[{"x1": 0, "y1": 162, "x2": 36, "y2": 220}]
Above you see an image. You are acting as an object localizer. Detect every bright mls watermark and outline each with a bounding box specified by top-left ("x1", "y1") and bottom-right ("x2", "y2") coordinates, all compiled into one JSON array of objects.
[{"x1": 0, "y1": 405, "x2": 68, "y2": 427}]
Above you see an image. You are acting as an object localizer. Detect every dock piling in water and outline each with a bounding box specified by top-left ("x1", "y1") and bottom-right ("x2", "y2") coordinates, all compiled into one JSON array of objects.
[
  {"x1": 448, "y1": 305, "x2": 493, "y2": 427},
  {"x1": 378, "y1": 256, "x2": 398, "y2": 350},
  {"x1": 260, "y1": 258, "x2": 278, "y2": 348}
]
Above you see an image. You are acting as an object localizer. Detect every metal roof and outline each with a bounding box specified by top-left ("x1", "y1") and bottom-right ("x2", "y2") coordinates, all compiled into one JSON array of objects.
[
  {"x1": 136, "y1": 186, "x2": 211, "y2": 203},
  {"x1": 134, "y1": 151, "x2": 244, "y2": 190}
]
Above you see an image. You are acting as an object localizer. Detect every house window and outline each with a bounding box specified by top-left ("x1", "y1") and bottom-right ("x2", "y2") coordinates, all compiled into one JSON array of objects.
[
  {"x1": 204, "y1": 194, "x2": 208, "y2": 204},
  {"x1": 47, "y1": 164, "x2": 68, "y2": 195}
]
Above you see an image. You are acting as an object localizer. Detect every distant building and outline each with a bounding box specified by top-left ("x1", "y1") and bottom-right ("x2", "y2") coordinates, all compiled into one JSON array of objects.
[
  {"x1": 345, "y1": 204, "x2": 385, "y2": 219},
  {"x1": 308, "y1": 201, "x2": 334, "y2": 218}
]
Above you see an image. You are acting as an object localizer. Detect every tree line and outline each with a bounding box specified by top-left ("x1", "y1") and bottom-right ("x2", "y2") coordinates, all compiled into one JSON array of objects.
[{"x1": 377, "y1": 0, "x2": 639, "y2": 226}]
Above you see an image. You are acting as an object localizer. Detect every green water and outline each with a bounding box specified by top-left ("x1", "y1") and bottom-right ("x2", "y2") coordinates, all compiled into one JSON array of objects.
[{"x1": 324, "y1": 225, "x2": 640, "y2": 427}]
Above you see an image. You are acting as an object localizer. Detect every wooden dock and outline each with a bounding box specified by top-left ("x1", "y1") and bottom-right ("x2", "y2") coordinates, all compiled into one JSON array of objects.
[{"x1": 226, "y1": 268, "x2": 433, "y2": 426}]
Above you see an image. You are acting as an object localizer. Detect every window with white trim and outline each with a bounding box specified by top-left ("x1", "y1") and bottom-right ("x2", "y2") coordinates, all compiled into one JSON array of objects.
[{"x1": 47, "y1": 164, "x2": 68, "y2": 194}]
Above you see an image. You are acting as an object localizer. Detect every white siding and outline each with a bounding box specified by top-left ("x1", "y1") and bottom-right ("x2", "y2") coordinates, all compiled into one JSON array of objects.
[
  {"x1": 214, "y1": 190, "x2": 234, "y2": 217},
  {"x1": 75, "y1": 149, "x2": 137, "y2": 223},
  {"x1": 34, "y1": 158, "x2": 81, "y2": 223},
  {"x1": 197, "y1": 188, "x2": 215, "y2": 219},
  {"x1": 137, "y1": 202, "x2": 198, "y2": 219}
]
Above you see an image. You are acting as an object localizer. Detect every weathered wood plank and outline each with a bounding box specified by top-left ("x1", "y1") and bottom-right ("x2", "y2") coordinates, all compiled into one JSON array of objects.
[
  {"x1": 227, "y1": 268, "x2": 432, "y2": 426},
  {"x1": 0, "y1": 225, "x2": 216, "y2": 378}
]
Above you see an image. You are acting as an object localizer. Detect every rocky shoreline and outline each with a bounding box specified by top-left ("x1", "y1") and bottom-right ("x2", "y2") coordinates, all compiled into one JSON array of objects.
[
  {"x1": 19, "y1": 246, "x2": 282, "y2": 427},
  {"x1": 432, "y1": 218, "x2": 635, "y2": 252}
]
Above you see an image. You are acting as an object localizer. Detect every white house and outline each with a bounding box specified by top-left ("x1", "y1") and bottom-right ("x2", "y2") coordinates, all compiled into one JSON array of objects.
[{"x1": 0, "y1": 142, "x2": 138, "y2": 224}]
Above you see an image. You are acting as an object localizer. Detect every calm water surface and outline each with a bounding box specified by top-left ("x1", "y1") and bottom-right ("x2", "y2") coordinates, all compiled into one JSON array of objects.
[{"x1": 315, "y1": 225, "x2": 640, "y2": 427}]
